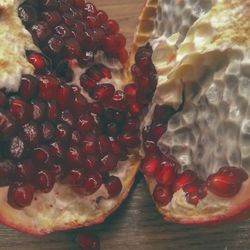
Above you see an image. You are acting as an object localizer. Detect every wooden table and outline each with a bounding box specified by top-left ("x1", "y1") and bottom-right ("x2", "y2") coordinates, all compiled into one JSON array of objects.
[{"x1": 1, "y1": 1, "x2": 250, "y2": 249}]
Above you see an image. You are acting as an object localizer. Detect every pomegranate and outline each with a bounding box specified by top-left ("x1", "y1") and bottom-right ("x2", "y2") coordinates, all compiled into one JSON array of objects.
[
  {"x1": 139, "y1": 0, "x2": 250, "y2": 225},
  {"x1": 0, "y1": 0, "x2": 157, "y2": 235},
  {"x1": 0, "y1": 0, "x2": 249, "y2": 240}
]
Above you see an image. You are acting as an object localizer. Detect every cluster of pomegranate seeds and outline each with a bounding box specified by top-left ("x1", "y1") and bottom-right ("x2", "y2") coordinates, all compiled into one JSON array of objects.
[
  {"x1": 1, "y1": 59, "x2": 140, "y2": 208},
  {"x1": 0, "y1": 0, "x2": 159, "y2": 209},
  {"x1": 80, "y1": 43, "x2": 157, "y2": 117},
  {"x1": 141, "y1": 104, "x2": 249, "y2": 206},
  {"x1": 18, "y1": 0, "x2": 128, "y2": 72}
]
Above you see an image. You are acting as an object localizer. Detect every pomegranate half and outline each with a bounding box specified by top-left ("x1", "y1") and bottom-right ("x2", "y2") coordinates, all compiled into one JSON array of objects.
[
  {"x1": 139, "y1": 0, "x2": 250, "y2": 225},
  {"x1": 0, "y1": 0, "x2": 158, "y2": 235}
]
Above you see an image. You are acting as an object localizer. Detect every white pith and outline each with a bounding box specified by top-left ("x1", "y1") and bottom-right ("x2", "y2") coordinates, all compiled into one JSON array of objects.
[
  {"x1": 142, "y1": 0, "x2": 250, "y2": 221},
  {"x1": 0, "y1": 0, "x2": 38, "y2": 92},
  {"x1": 0, "y1": 0, "x2": 141, "y2": 234}
]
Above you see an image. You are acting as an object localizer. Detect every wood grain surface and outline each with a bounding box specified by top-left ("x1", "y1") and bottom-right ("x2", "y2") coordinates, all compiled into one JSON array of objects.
[{"x1": 1, "y1": 1, "x2": 250, "y2": 249}]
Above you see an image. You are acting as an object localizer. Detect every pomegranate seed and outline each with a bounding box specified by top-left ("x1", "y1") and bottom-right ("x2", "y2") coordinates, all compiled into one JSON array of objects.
[
  {"x1": 106, "y1": 123, "x2": 119, "y2": 136},
  {"x1": 97, "y1": 136, "x2": 111, "y2": 156},
  {"x1": 104, "y1": 20, "x2": 119, "y2": 35},
  {"x1": 34, "y1": 170, "x2": 55, "y2": 193},
  {"x1": 141, "y1": 155, "x2": 161, "y2": 176},
  {"x1": 90, "y1": 102, "x2": 103, "y2": 115},
  {"x1": 80, "y1": 74, "x2": 97, "y2": 92},
  {"x1": 172, "y1": 170, "x2": 198, "y2": 192},
  {"x1": 62, "y1": 169, "x2": 83, "y2": 186},
  {"x1": 71, "y1": 130, "x2": 81, "y2": 145},
  {"x1": 0, "y1": 111, "x2": 16, "y2": 139},
  {"x1": 78, "y1": 51, "x2": 94, "y2": 67},
  {"x1": 116, "y1": 48, "x2": 129, "y2": 64},
  {"x1": 103, "y1": 36, "x2": 116, "y2": 51},
  {"x1": 74, "y1": 0, "x2": 86, "y2": 9},
  {"x1": 55, "y1": 61, "x2": 73, "y2": 82},
  {"x1": 105, "y1": 176, "x2": 122, "y2": 197},
  {"x1": 131, "y1": 64, "x2": 143, "y2": 80},
  {"x1": 47, "y1": 35, "x2": 64, "y2": 55},
  {"x1": 16, "y1": 160, "x2": 34, "y2": 181},
  {"x1": 28, "y1": 52, "x2": 49, "y2": 73},
  {"x1": 207, "y1": 167, "x2": 248, "y2": 197},
  {"x1": 9, "y1": 97, "x2": 31, "y2": 125},
  {"x1": 79, "y1": 171, "x2": 102, "y2": 195},
  {"x1": 51, "y1": 163, "x2": 63, "y2": 179},
  {"x1": 118, "y1": 133, "x2": 140, "y2": 148},
  {"x1": 47, "y1": 100, "x2": 60, "y2": 121},
  {"x1": 81, "y1": 134, "x2": 97, "y2": 155},
  {"x1": 66, "y1": 146, "x2": 83, "y2": 168},
  {"x1": 123, "y1": 118, "x2": 139, "y2": 132},
  {"x1": 110, "y1": 140, "x2": 126, "y2": 159},
  {"x1": 55, "y1": 123, "x2": 71, "y2": 142},
  {"x1": 70, "y1": 93, "x2": 88, "y2": 115},
  {"x1": 219, "y1": 166, "x2": 248, "y2": 182},
  {"x1": 56, "y1": 85, "x2": 74, "y2": 109},
  {"x1": 86, "y1": 16, "x2": 97, "y2": 28},
  {"x1": 61, "y1": 110, "x2": 75, "y2": 128},
  {"x1": 19, "y1": 75, "x2": 39, "y2": 100},
  {"x1": 84, "y1": 2, "x2": 97, "y2": 15},
  {"x1": 114, "y1": 33, "x2": 126, "y2": 48},
  {"x1": 149, "y1": 123, "x2": 166, "y2": 141},
  {"x1": 50, "y1": 141, "x2": 65, "y2": 161},
  {"x1": 38, "y1": 74, "x2": 60, "y2": 101},
  {"x1": 71, "y1": 85, "x2": 81, "y2": 94},
  {"x1": 7, "y1": 136, "x2": 27, "y2": 160},
  {"x1": 31, "y1": 99, "x2": 47, "y2": 122},
  {"x1": 33, "y1": 146, "x2": 50, "y2": 164},
  {"x1": 153, "y1": 185, "x2": 172, "y2": 206},
  {"x1": 155, "y1": 158, "x2": 178, "y2": 185},
  {"x1": 0, "y1": 160, "x2": 15, "y2": 186},
  {"x1": 96, "y1": 10, "x2": 108, "y2": 23},
  {"x1": 83, "y1": 156, "x2": 99, "y2": 172},
  {"x1": 95, "y1": 64, "x2": 112, "y2": 79},
  {"x1": 18, "y1": 4, "x2": 37, "y2": 26},
  {"x1": 124, "y1": 83, "x2": 138, "y2": 101},
  {"x1": 8, "y1": 182, "x2": 35, "y2": 208},
  {"x1": 54, "y1": 23, "x2": 71, "y2": 38},
  {"x1": 129, "y1": 101, "x2": 142, "y2": 116},
  {"x1": 99, "y1": 153, "x2": 118, "y2": 172},
  {"x1": 64, "y1": 38, "x2": 81, "y2": 58},
  {"x1": 143, "y1": 140, "x2": 159, "y2": 155},
  {"x1": 76, "y1": 231, "x2": 100, "y2": 250},
  {"x1": 31, "y1": 21, "x2": 51, "y2": 42},
  {"x1": 92, "y1": 84, "x2": 115, "y2": 102},
  {"x1": 21, "y1": 122, "x2": 40, "y2": 146},
  {"x1": 135, "y1": 44, "x2": 153, "y2": 63},
  {"x1": 107, "y1": 90, "x2": 127, "y2": 111},
  {"x1": 41, "y1": 11, "x2": 61, "y2": 27},
  {"x1": 183, "y1": 181, "x2": 207, "y2": 205},
  {"x1": 154, "y1": 105, "x2": 176, "y2": 124},
  {"x1": 86, "y1": 68, "x2": 102, "y2": 82},
  {"x1": 41, "y1": 122, "x2": 55, "y2": 142},
  {"x1": 77, "y1": 113, "x2": 95, "y2": 135}
]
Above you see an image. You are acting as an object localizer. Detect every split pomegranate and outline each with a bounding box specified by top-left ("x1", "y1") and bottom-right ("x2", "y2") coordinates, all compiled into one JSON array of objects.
[
  {"x1": 1, "y1": 0, "x2": 250, "y2": 239},
  {"x1": 139, "y1": 0, "x2": 250, "y2": 225},
  {"x1": 0, "y1": 0, "x2": 156, "y2": 235}
]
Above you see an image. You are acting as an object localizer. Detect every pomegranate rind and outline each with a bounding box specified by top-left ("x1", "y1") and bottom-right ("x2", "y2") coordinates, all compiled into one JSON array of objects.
[
  {"x1": 0, "y1": 156, "x2": 140, "y2": 235},
  {"x1": 142, "y1": 0, "x2": 250, "y2": 225}
]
